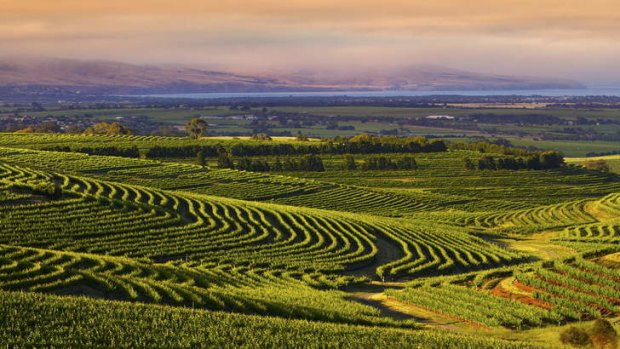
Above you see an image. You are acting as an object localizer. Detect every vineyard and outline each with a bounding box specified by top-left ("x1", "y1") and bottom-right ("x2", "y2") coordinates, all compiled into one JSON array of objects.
[{"x1": 1, "y1": 133, "x2": 619, "y2": 348}]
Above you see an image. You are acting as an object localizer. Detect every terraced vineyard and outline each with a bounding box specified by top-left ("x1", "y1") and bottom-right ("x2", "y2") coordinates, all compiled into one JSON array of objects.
[
  {"x1": 1, "y1": 134, "x2": 619, "y2": 348},
  {"x1": 0, "y1": 162, "x2": 522, "y2": 279},
  {"x1": 387, "y1": 253, "x2": 620, "y2": 329}
]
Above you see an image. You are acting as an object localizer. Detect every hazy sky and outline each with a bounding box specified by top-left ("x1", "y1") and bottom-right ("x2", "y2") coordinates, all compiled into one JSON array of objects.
[{"x1": 1, "y1": 0, "x2": 619, "y2": 83}]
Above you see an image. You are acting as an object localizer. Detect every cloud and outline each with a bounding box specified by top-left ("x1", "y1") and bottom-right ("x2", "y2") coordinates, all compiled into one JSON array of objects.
[{"x1": 1, "y1": 0, "x2": 619, "y2": 83}]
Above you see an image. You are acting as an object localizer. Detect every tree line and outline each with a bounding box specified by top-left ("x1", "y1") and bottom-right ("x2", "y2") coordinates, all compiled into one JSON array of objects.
[
  {"x1": 356, "y1": 155, "x2": 418, "y2": 171},
  {"x1": 207, "y1": 153, "x2": 418, "y2": 172},
  {"x1": 214, "y1": 153, "x2": 326, "y2": 172},
  {"x1": 147, "y1": 135, "x2": 446, "y2": 159},
  {"x1": 450, "y1": 141, "x2": 536, "y2": 156},
  {"x1": 465, "y1": 151, "x2": 564, "y2": 170}
]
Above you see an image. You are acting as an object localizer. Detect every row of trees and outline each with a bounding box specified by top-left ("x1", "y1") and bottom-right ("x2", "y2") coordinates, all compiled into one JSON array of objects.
[
  {"x1": 358, "y1": 156, "x2": 418, "y2": 171},
  {"x1": 205, "y1": 153, "x2": 418, "y2": 173},
  {"x1": 84, "y1": 122, "x2": 134, "y2": 136},
  {"x1": 465, "y1": 151, "x2": 564, "y2": 170},
  {"x1": 215, "y1": 153, "x2": 326, "y2": 172},
  {"x1": 585, "y1": 150, "x2": 620, "y2": 157},
  {"x1": 146, "y1": 136, "x2": 446, "y2": 159},
  {"x1": 14, "y1": 121, "x2": 133, "y2": 135},
  {"x1": 450, "y1": 141, "x2": 536, "y2": 156}
]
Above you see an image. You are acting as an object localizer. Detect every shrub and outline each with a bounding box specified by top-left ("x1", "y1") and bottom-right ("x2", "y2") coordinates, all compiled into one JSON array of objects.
[
  {"x1": 583, "y1": 160, "x2": 610, "y2": 173},
  {"x1": 251, "y1": 133, "x2": 272, "y2": 141},
  {"x1": 560, "y1": 326, "x2": 592, "y2": 348},
  {"x1": 590, "y1": 319, "x2": 618, "y2": 349}
]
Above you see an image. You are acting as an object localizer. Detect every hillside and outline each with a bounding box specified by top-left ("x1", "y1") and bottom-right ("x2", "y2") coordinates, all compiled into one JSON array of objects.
[
  {"x1": 0, "y1": 134, "x2": 619, "y2": 348},
  {"x1": 0, "y1": 57, "x2": 584, "y2": 95}
]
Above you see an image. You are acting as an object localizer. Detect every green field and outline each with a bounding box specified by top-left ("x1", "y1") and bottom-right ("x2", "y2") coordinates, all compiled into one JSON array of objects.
[
  {"x1": 5, "y1": 103, "x2": 620, "y2": 156},
  {"x1": 266, "y1": 106, "x2": 620, "y2": 120},
  {"x1": 511, "y1": 139, "x2": 620, "y2": 157},
  {"x1": 1, "y1": 134, "x2": 619, "y2": 348},
  {"x1": 567, "y1": 154, "x2": 620, "y2": 173},
  {"x1": 15, "y1": 106, "x2": 240, "y2": 123}
]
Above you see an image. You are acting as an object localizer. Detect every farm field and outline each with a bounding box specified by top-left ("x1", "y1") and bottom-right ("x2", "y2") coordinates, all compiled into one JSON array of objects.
[
  {"x1": 4, "y1": 106, "x2": 241, "y2": 123},
  {"x1": 510, "y1": 139, "x2": 620, "y2": 157},
  {"x1": 6, "y1": 104, "x2": 620, "y2": 155},
  {"x1": 263, "y1": 106, "x2": 620, "y2": 121},
  {"x1": 0, "y1": 134, "x2": 619, "y2": 348},
  {"x1": 567, "y1": 155, "x2": 620, "y2": 174}
]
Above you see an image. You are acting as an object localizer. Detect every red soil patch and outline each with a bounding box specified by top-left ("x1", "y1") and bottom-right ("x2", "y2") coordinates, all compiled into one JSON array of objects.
[
  {"x1": 491, "y1": 279, "x2": 552, "y2": 310},
  {"x1": 513, "y1": 280, "x2": 536, "y2": 293}
]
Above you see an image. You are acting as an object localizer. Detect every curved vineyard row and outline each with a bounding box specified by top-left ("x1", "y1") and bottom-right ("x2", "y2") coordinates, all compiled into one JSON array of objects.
[
  {"x1": 558, "y1": 222, "x2": 620, "y2": 244},
  {"x1": 0, "y1": 163, "x2": 379, "y2": 272},
  {"x1": 454, "y1": 199, "x2": 597, "y2": 232},
  {"x1": 0, "y1": 244, "x2": 399, "y2": 326},
  {"x1": 373, "y1": 221, "x2": 526, "y2": 279},
  {"x1": 0, "y1": 161, "x2": 524, "y2": 279},
  {"x1": 0, "y1": 147, "x2": 448, "y2": 216}
]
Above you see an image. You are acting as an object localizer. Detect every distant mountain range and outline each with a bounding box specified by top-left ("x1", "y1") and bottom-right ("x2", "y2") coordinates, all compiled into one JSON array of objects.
[{"x1": 0, "y1": 57, "x2": 585, "y2": 96}]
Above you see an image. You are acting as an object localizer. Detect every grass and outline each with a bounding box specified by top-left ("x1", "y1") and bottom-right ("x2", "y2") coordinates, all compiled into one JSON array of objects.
[
  {"x1": 566, "y1": 154, "x2": 620, "y2": 173},
  {"x1": 510, "y1": 138, "x2": 620, "y2": 157},
  {"x1": 497, "y1": 232, "x2": 576, "y2": 261},
  {"x1": 266, "y1": 106, "x2": 620, "y2": 121},
  {"x1": 2, "y1": 107, "x2": 240, "y2": 123}
]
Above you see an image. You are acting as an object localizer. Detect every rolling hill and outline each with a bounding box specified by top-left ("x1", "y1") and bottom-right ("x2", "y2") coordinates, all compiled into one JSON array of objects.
[{"x1": 0, "y1": 57, "x2": 584, "y2": 95}]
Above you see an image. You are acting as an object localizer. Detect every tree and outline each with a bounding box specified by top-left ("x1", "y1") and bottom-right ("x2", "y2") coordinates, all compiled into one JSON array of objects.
[
  {"x1": 464, "y1": 158, "x2": 476, "y2": 170},
  {"x1": 478, "y1": 156, "x2": 497, "y2": 170},
  {"x1": 396, "y1": 156, "x2": 417, "y2": 170},
  {"x1": 526, "y1": 156, "x2": 542, "y2": 170},
  {"x1": 538, "y1": 151, "x2": 564, "y2": 169},
  {"x1": 344, "y1": 154, "x2": 357, "y2": 170},
  {"x1": 296, "y1": 131, "x2": 309, "y2": 142},
  {"x1": 325, "y1": 121, "x2": 339, "y2": 130},
  {"x1": 196, "y1": 151, "x2": 207, "y2": 168},
  {"x1": 30, "y1": 102, "x2": 46, "y2": 112},
  {"x1": 107, "y1": 122, "x2": 133, "y2": 135},
  {"x1": 84, "y1": 122, "x2": 133, "y2": 136},
  {"x1": 35, "y1": 121, "x2": 60, "y2": 133},
  {"x1": 217, "y1": 151, "x2": 234, "y2": 169},
  {"x1": 185, "y1": 118, "x2": 208, "y2": 140},
  {"x1": 300, "y1": 154, "x2": 324, "y2": 172},
  {"x1": 14, "y1": 127, "x2": 34, "y2": 133},
  {"x1": 64, "y1": 125, "x2": 84, "y2": 134},
  {"x1": 362, "y1": 156, "x2": 399, "y2": 170},
  {"x1": 251, "y1": 133, "x2": 272, "y2": 141},
  {"x1": 272, "y1": 158, "x2": 284, "y2": 172}
]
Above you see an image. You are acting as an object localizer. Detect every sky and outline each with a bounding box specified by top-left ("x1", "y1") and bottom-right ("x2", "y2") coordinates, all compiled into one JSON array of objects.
[{"x1": 1, "y1": 0, "x2": 619, "y2": 84}]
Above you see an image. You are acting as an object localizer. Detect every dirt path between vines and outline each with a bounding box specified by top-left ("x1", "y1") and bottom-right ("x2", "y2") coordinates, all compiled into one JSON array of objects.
[
  {"x1": 345, "y1": 233, "x2": 405, "y2": 279},
  {"x1": 494, "y1": 231, "x2": 576, "y2": 261},
  {"x1": 345, "y1": 282, "x2": 470, "y2": 331}
]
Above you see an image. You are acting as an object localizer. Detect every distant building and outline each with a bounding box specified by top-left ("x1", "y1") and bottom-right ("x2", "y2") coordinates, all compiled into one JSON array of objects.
[
  {"x1": 425, "y1": 115, "x2": 455, "y2": 120},
  {"x1": 229, "y1": 114, "x2": 255, "y2": 120}
]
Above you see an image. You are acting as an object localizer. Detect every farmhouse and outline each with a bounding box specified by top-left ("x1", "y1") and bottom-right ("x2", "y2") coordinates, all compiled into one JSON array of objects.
[{"x1": 425, "y1": 115, "x2": 455, "y2": 120}]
